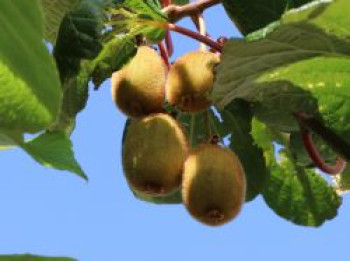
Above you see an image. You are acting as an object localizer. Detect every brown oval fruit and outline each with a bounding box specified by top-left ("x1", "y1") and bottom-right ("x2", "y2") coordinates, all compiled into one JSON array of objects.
[
  {"x1": 182, "y1": 144, "x2": 246, "y2": 226},
  {"x1": 123, "y1": 113, "x2": 188, "y2": 195},
  {"x1": 166, "y1": 50, "x2": 220, "y2": 112},
  {"x1": 111, "y1": 46, "x2": 167, "y2": 118}
]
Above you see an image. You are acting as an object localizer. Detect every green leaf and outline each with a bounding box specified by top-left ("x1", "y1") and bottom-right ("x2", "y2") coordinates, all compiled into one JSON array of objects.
[
  {"x1": 124, "y1": 0, "x2": 166, "y2": 20},
  {"x1": 21, "y1": 131, "x2": 87, "y2": 180},
  {"x1": 334, "y1": 164, "x2": 350, "y2": 193},
  {"x1": 91, "y1": 36, "x2": 137, "y2": 87},
  {"x1": 54, "y1": 0, "x2": 105, "y2": 78},
  {"x1": 213, "y1": 23, "x2": 350, "y2": 109},
  {"x1": 133, "y1": 187, "x2": 182, "y2": 204},
  {"x1": 251, "y1": 118, "x2": 276, "y2": 152},
  {"x1": 258, "y1": 57, "x2": 350, "y2": 143},
  {"x1": 283, "y1": 0, "x2": 350, "y2": 39},
  {"x1": 263, "y1": 152, "x2": 341, "y2": 227},
  {"x1": 0, "y1": 129, "x2": 23, "y2": 150},
  {"x1": 251, "y1": 118, "x2": 341, "y2": 226},
  {"x1": 108, "y1": 0, "x2": 167, "y2": 44},
  {"x1": 221, "y1": 0, "x2": 314, "y2": 35},
  {"x1": 52, "y1": 0, "x2": 108, "y2": 132},
  {"x1": 40, "y1": 0, "x2": 80, "y2": 43},
  {"x1": 251, "y1": 81, "x2": 320, "y2": 132},
  {"x1": 177, "y1": 112, "x2": 209, "y2": 148},
  {"x1": 0, "y1": 0, "x2": 61, "y2": 134},
  {"x1": 51, "y1": 61, "x2": 92, "y2": 132},
  {"x1": 212, "y1": 101, "x2": 268, "y2": 201},
  {"x1": 0, "y1": 254, "x2": 77, "y2": 261}
]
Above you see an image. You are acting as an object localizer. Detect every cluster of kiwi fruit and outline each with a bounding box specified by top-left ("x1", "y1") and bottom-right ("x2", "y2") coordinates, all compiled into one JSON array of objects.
[{"x1": 112, "y1": 45, "x2": 246, "y2": 226}]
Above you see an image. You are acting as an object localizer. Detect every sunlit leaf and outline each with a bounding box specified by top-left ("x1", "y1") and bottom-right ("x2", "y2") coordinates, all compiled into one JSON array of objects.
[
  {"x1": 22, "y1": 131, "x2": 87, "y2": 180},
  {"x1": 0, "y1": 0, "x2": 61, "y2": 134},
  {"x1": 213, "y1": 23, "x2": 350, "y2": 109},
  {"x1": 263, "y1": 152, "x2": 341, "y2": 227}
]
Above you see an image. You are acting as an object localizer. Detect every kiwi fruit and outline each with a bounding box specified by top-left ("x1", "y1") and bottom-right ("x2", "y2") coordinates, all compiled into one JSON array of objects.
[
  {"x1": 111, "y1": 46, "x2": 167, "y2": 118},
  {"x1": 166, "y1": 50, "x2": 220, "y2": 112},
  {"x1": 123, "y1": 113, "x2": 188, "y2": 195},
  {"x1": 182, "y1": 144, "x2": 246, "y2": 226}
]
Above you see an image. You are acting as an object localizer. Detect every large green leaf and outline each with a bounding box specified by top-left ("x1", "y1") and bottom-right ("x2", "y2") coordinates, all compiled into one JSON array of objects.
[
  {"x1": 214, "y1": 0, "x2": 350, "y2": 107},
  {"x1": 22, "y1": 131, "x2": 87, "y2": 180},
  {"x1": 0, "y1": 254, "x2": 77, "y2": 261},
  {"x1": 263, "y1": 152, "x2": 341, "y2": 227},
  {"x1": 251, "y1": 120, "x2": 341, "y2": 226},
  {"x1": 221, "y1": 0, "x2": 314, "y2": 35},
  {"x1": 0, "y1": 0, "x2": 61, "y2": 134},
  {"x1": 283, "y1": 0, "x2": 350, "y2": 39},
  {"x1": 257, "y1": 57, "x2": 350, "y2": 142},
  {"x1": 213, "y1": 23, "x2": 350, "y2": 109},
  {"x1": 211, "y1": 101, "x2": 268, "y2": 201},
  {"x1": 40, "y1": 0, "x2": 80, "y2": 43}
]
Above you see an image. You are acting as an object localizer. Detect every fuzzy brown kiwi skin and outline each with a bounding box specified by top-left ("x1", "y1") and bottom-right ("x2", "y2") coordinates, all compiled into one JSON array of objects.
[
  {"x1": 182, "y1": 144, "x2": 246, "y2": 226},
  {"x1": 122, "y1": 113, "x2": 189, "y2": 196},
  {"x1": 166, "y1": 50, "x2": 220, "y2": 113},
  {"x1": 111, "y1": 46, "x2": 167, "y2": 118}
]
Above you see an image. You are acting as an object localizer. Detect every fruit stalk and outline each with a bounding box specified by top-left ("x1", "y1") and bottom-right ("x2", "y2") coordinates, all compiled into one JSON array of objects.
[
  {"x1": 162, "y1": 0, "x2": 174, "y2": 56},
  {"x1": 195, "y1": 13, "x2": 207, "y2": 51},
  {"x1": 157, "y1": 42, "x2": 171, "y2": 69}
]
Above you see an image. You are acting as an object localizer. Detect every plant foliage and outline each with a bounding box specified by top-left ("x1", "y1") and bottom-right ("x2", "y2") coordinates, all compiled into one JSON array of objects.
[{"x1": 0, "y1": 0, "x2": 350, "y2": 245}]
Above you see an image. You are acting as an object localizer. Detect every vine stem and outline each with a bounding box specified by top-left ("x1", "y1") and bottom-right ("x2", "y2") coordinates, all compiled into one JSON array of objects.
[
  {"x1": 157, "y1": 42, "x2": 171, "y2": 70},
  {"x1": 162, "y1": 0, "x2": 174, "y2": 56},
  {"x1": 293, "y1": 112, "x2": 347, "y2": 175},
  {"x1": 165, "y1": 31, "x2": 174, "y2": 57},
  {"x1": 164, "y1": 0, "x2": 221, "y2": 23},
  {"x1": 167, "y1": 23, "x2": 222, "y2": 53},
  {"x1": 300, "y1": 128, "x2": 346, "y2": 175}
]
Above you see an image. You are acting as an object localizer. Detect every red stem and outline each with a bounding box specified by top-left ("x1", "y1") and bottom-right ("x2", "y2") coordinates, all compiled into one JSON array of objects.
[
  {"x1": 165, "y1": 31, "x2": 174, "y2": 57},
  {"x1": 300, "y1": 128, "x2": 346, "y2": 175},
  {"x1": 162, "y1": 0, "x2": 174, "y2": 56},
  {"x1": 167, "y1": 23, "x2": 222, "y2": 53},
  {"x1": 157, "y1": 42, "x2": 171, "y2": 70},
  {"x1": 162, "y1": 0, "x2": 171, "y2": 7}
]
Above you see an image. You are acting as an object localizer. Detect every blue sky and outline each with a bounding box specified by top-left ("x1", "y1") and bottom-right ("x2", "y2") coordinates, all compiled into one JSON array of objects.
[{"x1": 1, "y1": 4, "x2": 349, "y2": 261}]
